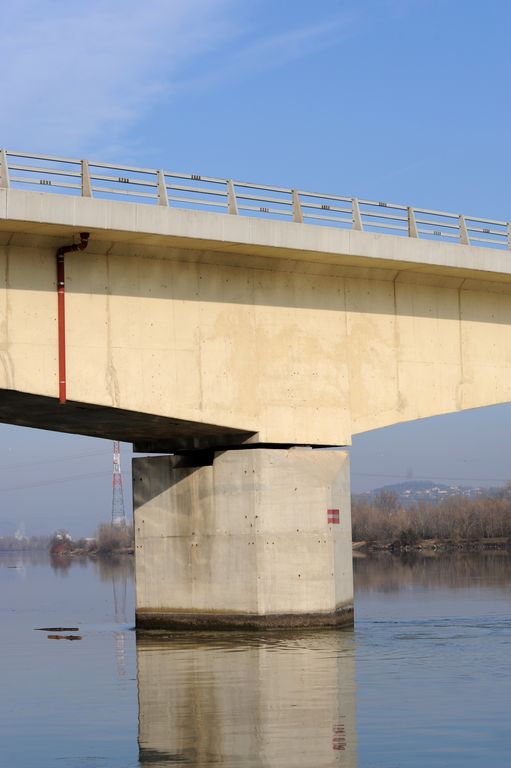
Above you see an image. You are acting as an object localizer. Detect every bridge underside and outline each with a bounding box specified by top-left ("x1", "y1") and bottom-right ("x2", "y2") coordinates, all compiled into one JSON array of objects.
[{"x1": 0, "y1": 390, "x2": 255, "y2": 451}]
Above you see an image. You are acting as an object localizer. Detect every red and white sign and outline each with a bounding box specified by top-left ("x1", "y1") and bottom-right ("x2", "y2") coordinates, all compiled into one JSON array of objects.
[{"x1": 327, "y1": 508, "x2": 340, "y2": 524}]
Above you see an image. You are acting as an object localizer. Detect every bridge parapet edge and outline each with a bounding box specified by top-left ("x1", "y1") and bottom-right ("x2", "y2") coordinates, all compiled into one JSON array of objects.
[{"x1": 1, "y1": 148, "x2": 509, "y2": 252}]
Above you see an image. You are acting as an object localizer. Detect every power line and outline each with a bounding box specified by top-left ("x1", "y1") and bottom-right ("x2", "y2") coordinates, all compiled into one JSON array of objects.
[
  {"x1": 0, "y1": 448, "x2": 112, "y2": 472},
  {"x1": 0, "y1": 468, "x2": 130, "y2": 493},
  {"x1": 352, "y1": 471, "x2": 510, "y2": 484}
]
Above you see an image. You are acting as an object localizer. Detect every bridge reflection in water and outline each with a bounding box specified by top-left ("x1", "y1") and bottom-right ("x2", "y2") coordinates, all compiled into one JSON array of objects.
[{"x1": 137, "y1": 630, "x2": 357, "y2": 767}]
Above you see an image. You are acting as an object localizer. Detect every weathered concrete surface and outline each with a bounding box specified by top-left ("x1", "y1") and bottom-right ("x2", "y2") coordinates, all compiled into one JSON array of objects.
[
  {"x1": 137, "y1": 632, "x2": 357, "y2": 766},
  {"x1": 134, "y1": 448, "x2": 353, "y2": 629},
  {"x1": 2, "y1": 191, "x2": 511, "y2": 447}
]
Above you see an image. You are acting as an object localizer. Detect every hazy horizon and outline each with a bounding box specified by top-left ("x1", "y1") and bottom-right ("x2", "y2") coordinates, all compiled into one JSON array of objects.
[{"x1": 0, "y1": 399, "x2": 510, "y2": 537}]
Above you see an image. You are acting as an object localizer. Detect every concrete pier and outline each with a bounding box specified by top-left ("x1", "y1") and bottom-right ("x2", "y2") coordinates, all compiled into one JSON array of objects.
[{"x1": 134, "y1": 448, "x2": 353, "y2": 630}]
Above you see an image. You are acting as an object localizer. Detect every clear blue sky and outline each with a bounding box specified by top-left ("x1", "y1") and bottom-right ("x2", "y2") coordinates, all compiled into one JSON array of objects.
[{"x1": 0, "y1": 0, "x2": 510, "y2": 535}]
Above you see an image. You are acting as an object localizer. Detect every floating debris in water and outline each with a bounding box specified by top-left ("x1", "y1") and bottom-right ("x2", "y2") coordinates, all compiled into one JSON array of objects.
[
  {"x1": 35, "y1": 627, "x2": 79, "y2": 632},
  {"x1": 47, "y1": 635, "x2": 82, "y2": 641}
]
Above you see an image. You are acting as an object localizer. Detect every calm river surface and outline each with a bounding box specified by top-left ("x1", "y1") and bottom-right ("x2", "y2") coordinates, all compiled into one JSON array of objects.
[{"x1": 1, "y1": 551, "x2": 510, "y2": 767}]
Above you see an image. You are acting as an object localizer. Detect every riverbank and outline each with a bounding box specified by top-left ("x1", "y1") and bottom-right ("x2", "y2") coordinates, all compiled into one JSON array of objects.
[
  {"x1": 352, "y1": 486, "x2": 511, "y2": 548},
  {"x1": 353, "y1": 536, "x2": 511, "y2": 552},
  {"x1": 52, "y1": 546, "x2": 134, "y2": 558}
]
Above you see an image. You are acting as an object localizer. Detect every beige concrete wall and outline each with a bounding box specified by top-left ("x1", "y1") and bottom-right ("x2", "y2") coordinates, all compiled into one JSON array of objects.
[
  {"x1": 1, "y1": 191, "x2": 511, "y2": 446},
  {"x1": 137, "y1": 633, "x2": 357, "y2": 767},
  {"x1": 134, "y1": 448, "x2": 352, "y2": 624}
]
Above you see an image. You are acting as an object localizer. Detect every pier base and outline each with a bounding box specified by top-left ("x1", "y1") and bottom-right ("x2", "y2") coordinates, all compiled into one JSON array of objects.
[{"x1": 133, "y1": 448, "x2": 353, "y2": 630}]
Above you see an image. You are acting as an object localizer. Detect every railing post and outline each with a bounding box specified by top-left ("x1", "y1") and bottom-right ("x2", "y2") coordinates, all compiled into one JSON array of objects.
[
  {"x1": 227, "y1": 180, "x2": 238, "y2": 215},
  {"x1": 352, "y1": 198, "x2": 363, "y2": 231},
  {"x1": 81, "y1": 160, "x2": 92, "y2": 197},
  {"x1": 408, "y1": 207, "x2": 418, "y2": 238},
  {"x1": 292, "y1": 190, "x2": 303, "y2": 223},
  {"x1": 459, "y1": 215, "x2": 470, "y2": 245},
  {"x1": 157, "y1": 170, "x2": 169, "y2": 207},
  {"x1": 507, "y1": 223, "x2": 511, "y2": 251},
  {"x1": 0, "y1": 149, "x2": 10, "y2": 189}
]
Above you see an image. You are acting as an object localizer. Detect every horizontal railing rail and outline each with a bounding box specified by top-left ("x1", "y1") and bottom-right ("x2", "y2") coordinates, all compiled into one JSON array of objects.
[{"x1": 0, "y1": 149, "x2": 509, "y2": 250}]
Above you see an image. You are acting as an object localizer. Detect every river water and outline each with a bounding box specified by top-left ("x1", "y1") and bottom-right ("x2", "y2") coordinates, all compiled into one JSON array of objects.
[{"x1": 1, "y1": 550, "x2": 510, "y2": 767}]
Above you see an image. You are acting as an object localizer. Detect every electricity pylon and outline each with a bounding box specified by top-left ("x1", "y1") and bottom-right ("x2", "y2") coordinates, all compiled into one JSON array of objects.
[{"x1": 111, "y1": 440, "x2": 126, "y2": 527}]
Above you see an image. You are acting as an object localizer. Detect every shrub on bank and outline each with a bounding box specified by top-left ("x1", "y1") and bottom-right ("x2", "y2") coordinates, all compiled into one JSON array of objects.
[
  {"x1": 95, "y1": 523, "x2": 134, "y2": 553},
  {"x1": 352, "y1": 485, "x2": 511, "y2": 543}
]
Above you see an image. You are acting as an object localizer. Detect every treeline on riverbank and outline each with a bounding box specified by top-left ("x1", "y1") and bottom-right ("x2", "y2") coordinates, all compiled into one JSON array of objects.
[
  {"x1": 352, "y1": 486, "x2": 511, "y2": 549},
  {"x1": 50, "y1": 524, "x2": 134, "y2": 556}
]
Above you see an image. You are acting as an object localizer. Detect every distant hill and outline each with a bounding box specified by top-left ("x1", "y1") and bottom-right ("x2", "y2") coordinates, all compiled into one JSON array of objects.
[{"x1": 356, "y1": 480, "x2": 488, "y2": 507}]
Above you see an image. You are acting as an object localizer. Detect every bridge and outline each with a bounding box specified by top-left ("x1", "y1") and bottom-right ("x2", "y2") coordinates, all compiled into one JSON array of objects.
[{"x1": 1, "y1": 149, "x2": 511, "y2": 628}]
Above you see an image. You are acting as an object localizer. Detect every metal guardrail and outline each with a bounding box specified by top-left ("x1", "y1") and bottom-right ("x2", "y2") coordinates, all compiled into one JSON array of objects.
[{"x1": 0, "y1": 149, "x2": 509, "y2": 250}]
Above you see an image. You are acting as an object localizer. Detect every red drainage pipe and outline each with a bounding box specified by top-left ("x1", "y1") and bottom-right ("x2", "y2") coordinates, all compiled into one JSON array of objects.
[{"x1": 56, "y1": 233, "x2": 90, "y2": 404}]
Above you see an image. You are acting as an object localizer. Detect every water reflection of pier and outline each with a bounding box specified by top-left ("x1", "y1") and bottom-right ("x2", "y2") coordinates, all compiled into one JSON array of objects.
[{"x1": 137, "y1": 630, "x2": 358, "y2": 767}]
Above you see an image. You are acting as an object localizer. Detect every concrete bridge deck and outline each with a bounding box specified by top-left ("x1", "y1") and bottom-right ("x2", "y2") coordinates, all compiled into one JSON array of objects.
[{"x1": 1, "y1": 183, "x2": 511, "y2": 448}]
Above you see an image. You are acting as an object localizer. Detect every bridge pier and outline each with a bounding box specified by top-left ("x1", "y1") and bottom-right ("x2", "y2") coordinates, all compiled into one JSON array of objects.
[{"x1": 133, "y1": 447, "x2": 353, "y2": 630}]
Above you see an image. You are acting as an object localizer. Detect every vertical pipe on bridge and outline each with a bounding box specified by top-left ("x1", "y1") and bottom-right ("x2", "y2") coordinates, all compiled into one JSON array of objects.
[
  {"x1": 56, "y1": 252, "x2": 66, "y2": 403},
  {"x1": 55, "y1": 233, "x2": 90, "y2": 404}
]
